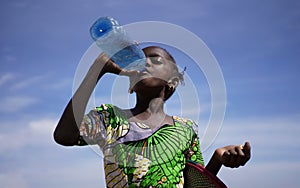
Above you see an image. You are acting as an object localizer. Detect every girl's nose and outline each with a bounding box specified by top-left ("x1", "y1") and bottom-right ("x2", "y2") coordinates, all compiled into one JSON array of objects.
[{"x1": 145, "y1": 57, "x2": 152, "y2": 67}]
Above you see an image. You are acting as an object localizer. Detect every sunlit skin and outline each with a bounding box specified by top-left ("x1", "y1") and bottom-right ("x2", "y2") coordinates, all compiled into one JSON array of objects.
[
  {"x1": 125, "y1": 46, "x2": 180, "y2": 129},
  {"x1": 54, "y1": 46, "x2": 251, "y2": 177}
]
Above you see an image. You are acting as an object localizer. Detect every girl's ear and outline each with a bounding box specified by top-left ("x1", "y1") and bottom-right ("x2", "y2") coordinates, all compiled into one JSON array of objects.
[
  {"x1": 167, "y1": 77, "x2": 179, "y2": 91},
  {"x1": 164, "y1": 77, "x2": 179, "y2": 101}
]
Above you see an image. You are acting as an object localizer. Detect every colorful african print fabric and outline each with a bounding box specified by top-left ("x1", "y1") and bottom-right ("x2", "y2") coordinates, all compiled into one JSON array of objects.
[{"x1": 78, "y1": 104, "x2": 204, "y2": 188}]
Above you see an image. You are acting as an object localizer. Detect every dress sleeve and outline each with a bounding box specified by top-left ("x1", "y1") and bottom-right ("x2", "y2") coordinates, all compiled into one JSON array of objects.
[
  {"x1": 77, "y1": 104, "x2": 129, "y2": 148},
  {"x1": 96, "y1": 104, "x2": 130, "y2": 145},
  {"x1": 184, "y1": 120, "x2": 205, "y2": 166},
  {"x1": 77, "y1": 108, "x2": 107, "y2": 147}
]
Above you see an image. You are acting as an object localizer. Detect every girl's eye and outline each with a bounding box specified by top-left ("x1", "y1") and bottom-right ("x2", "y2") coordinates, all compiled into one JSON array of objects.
[
  {"x1": 151, "y1": 57, "x2": 163, "y2": 64},
  {"x1": 152, "y1": 60, "x2": 163, "y2": 64}
]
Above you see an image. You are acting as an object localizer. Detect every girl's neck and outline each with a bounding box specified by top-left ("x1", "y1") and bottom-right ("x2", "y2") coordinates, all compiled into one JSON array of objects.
[
  {"x1": 128, "y1": 100, "x2": 174, "y2": 130},
  {"x1": 126, "y1": 86, "x2": 175, "y2": 128},
  {"x1": 132, "y1": 97, "x2": 165, "y2": 116}
]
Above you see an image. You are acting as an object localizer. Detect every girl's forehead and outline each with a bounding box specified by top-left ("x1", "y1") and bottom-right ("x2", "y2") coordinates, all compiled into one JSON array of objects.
[{"x1": 143, "y1": 47, "x2": 170, "y2": 59}]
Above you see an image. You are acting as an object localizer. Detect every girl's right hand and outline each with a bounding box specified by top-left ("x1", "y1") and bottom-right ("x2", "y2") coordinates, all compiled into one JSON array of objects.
[
  {"x1": 94, "y1": 53, "x2": 139, "y2": 75},
  {"x1": 95, "y1": 52, "x2": 122, "y2": 75},
  {"x1": 98, "y1": 52, "x2": 141, "y2": 76}
]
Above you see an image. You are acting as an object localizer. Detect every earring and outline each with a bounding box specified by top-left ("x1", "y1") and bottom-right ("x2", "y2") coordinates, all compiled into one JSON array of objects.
[
  {"x1": 128, "y1": 88, "x2": 133, "y2": 94},
  {"x1": 169, "y1": 85, "x2": 175, "y2": 91}
]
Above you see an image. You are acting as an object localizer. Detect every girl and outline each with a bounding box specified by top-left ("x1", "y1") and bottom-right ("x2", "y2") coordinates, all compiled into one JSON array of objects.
[{"x1": 54, "y1": 46, "x2": 251, "y2": 187}]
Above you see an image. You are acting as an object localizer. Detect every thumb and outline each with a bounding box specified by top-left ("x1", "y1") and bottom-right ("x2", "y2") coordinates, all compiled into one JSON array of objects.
[
  {"x1": 243, "y1": 141, "x2": 251, "y2": 157},
  {"x1": 243, "y1": 141, "x2": 251, "y2": 149},
  {"x1": 120, "y1": 70, "x2": 140, "y2": 77}
]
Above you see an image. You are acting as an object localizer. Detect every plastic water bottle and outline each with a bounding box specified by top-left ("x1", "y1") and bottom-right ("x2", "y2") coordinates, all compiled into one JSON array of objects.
[{"x1": 90, "y1": 17, "x2": 145, "y2": 71}]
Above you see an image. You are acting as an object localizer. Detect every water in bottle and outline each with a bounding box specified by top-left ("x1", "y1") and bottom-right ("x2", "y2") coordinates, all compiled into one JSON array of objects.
[{"x1": 90, "y1": 17, "x2": 145, "y2": 71}]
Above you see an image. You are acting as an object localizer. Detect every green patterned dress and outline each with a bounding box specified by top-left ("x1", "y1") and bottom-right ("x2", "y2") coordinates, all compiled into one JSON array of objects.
[{"x1": 78, "y1": 104, "x2": 204, "y2": 188}]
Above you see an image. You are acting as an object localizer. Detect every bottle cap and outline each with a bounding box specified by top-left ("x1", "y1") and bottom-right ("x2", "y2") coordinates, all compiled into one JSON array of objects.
[{"x1": 90, "y1": 17, "x2": 119, "y2": 41}]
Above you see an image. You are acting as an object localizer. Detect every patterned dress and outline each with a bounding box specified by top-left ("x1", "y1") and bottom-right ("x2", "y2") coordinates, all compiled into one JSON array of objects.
[{"x1": 78, "y1": 104, "x2": 204, "y2": 188}]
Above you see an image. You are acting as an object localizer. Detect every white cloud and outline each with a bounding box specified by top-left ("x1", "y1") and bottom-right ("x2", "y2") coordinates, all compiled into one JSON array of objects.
[
  {"x1": 0, "y1": 128, "x2": 27, "y2": 153},
  {"x1": 0, "y1": 96, "x2": 38, "y2": 113},
  {"x1": 0, "y1": 112, "x2": 299, "y2": 188},
  {"x1": 219, "y1": 162, "x2": 300, "y2": 188},
  {"x1": 0, "y1": 118, "x2": 57, "y2": 153},
  {"x1": 10, "y1": 75, "x2": 45, "y2": 91},
  {"x1": 3, "y1": 72, "x2": 72, "y2": 93},
  {"x1": 211, "y1": 115, "x2": 300, "y2": 148},
  {"x1": 200, "y1": 114, "x2": 300, "y2": 163},
  {"x1": 0, "y1": 73, "x2": 15, "y2": 86},
  {"x1": 0, "y1": 115, "x2": 104, "y2": 188},
  {"x1": 47, "y1": 78, "x2": 72, "y2": 90},
  {"x1": 198, "y1": 115, "x2": 300, "y2": 187},
  {"x1": 0, "y1": 172, "x2": 29, "y2": 188},
  {"x1": 4, "y1": 55, "x2": 17, "y2": 62},
  {"x1": 29, "y1": 157, "x2": 104, "y2": 188},
  {"x1": 29, "y1": 118, "x2": 57, "y2": 134},
  {"x1": 7, "y1": 150, "x2": 105, "y2": 188}
]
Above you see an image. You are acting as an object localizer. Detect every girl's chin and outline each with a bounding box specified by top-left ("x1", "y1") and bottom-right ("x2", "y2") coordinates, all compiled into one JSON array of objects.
[{"x1": 132, "y1": 78, "x2": 166, "y2": 91}]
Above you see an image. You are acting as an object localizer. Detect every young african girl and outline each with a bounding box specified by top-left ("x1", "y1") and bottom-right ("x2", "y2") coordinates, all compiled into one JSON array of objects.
[{"x1": 54, "y1": 46, "x2": 251, "y2": 187}]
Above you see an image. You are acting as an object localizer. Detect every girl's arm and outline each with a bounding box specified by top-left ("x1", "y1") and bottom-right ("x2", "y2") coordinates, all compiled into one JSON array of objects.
[
  {"x1": 205, "y1": 142, "x2": 251, "y2": 175},
  {"x1": 53, "y1": 53, "x2": 122, "y2": 146}
]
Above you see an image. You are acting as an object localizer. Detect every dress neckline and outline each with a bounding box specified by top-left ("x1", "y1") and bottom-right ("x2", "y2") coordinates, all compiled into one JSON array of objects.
[{"x1": 127, "y1": 115, "x2": 176, "y2": 132}]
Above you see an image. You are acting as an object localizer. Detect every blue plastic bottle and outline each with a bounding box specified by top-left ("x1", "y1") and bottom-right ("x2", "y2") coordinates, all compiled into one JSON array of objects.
[{"x1": 90, "y1": 17, "x2": 145, "y2": 71}]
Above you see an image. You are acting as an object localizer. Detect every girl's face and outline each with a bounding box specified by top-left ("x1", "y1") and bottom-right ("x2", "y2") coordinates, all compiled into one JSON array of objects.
[{"x1": 130, "y1": 47, "x2": 177, "y2": 93}]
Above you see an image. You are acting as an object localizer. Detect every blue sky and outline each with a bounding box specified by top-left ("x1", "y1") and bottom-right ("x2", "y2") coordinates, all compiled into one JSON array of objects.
[{"x1": 0, "y1": 0, "x2": 300, "y2": 187}]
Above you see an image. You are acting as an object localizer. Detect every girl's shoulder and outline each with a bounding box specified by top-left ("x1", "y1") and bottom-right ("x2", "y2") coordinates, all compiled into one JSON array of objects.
[{"x1": 173, "y1": 116, "x2": 199, "y2": 134}]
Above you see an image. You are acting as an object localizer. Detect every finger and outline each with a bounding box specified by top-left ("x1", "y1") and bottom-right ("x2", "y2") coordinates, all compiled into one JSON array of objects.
[
  {"x1": 96, "y1": 52, "x2": 110, "y2": 63},
  {"x1": 221, "y1": 151, "x2": 231, "y2": 166},
  {"x1": 237, "y1": 142, "x2": 251, "y2": 166},
  {"x1": 243, "y1": 141, "x2": 251, "y2": 149},
  {"x1": 224, "y1": 150, "x2": 231, "y2": 156},
  {"x1": 236, "y1": 145, "x2": 245, "y2": 157},
  {"x1": 243, "y1": 141, "x2": 251, "y2": 159},
  {"x1": 231, "y1": 147, "x2": 245, "y2": 168},
  {"x1": 120, "y1": 70, "x2": 140, "y2": 76},
  {"x1": 228, "y1": 148, "x2": 238, "y2": 167},
  {"x1": 235, "y1": 146, "x2": 247, "y2": 167},
  {"x1": 229, "y1": 148, "x2": 238, "y2": 156},
  {"x1": 222, "y1": 150, "x2": 231, "y2": 162},
  {"x1": 119, "y1": 70, "x2": 128, "y2": 76}
]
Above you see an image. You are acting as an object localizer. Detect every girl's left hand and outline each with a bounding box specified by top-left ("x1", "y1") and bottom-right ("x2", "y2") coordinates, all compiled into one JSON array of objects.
[{"x1": 216, "y1": 142, "x2": 251, "y2": 168}]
